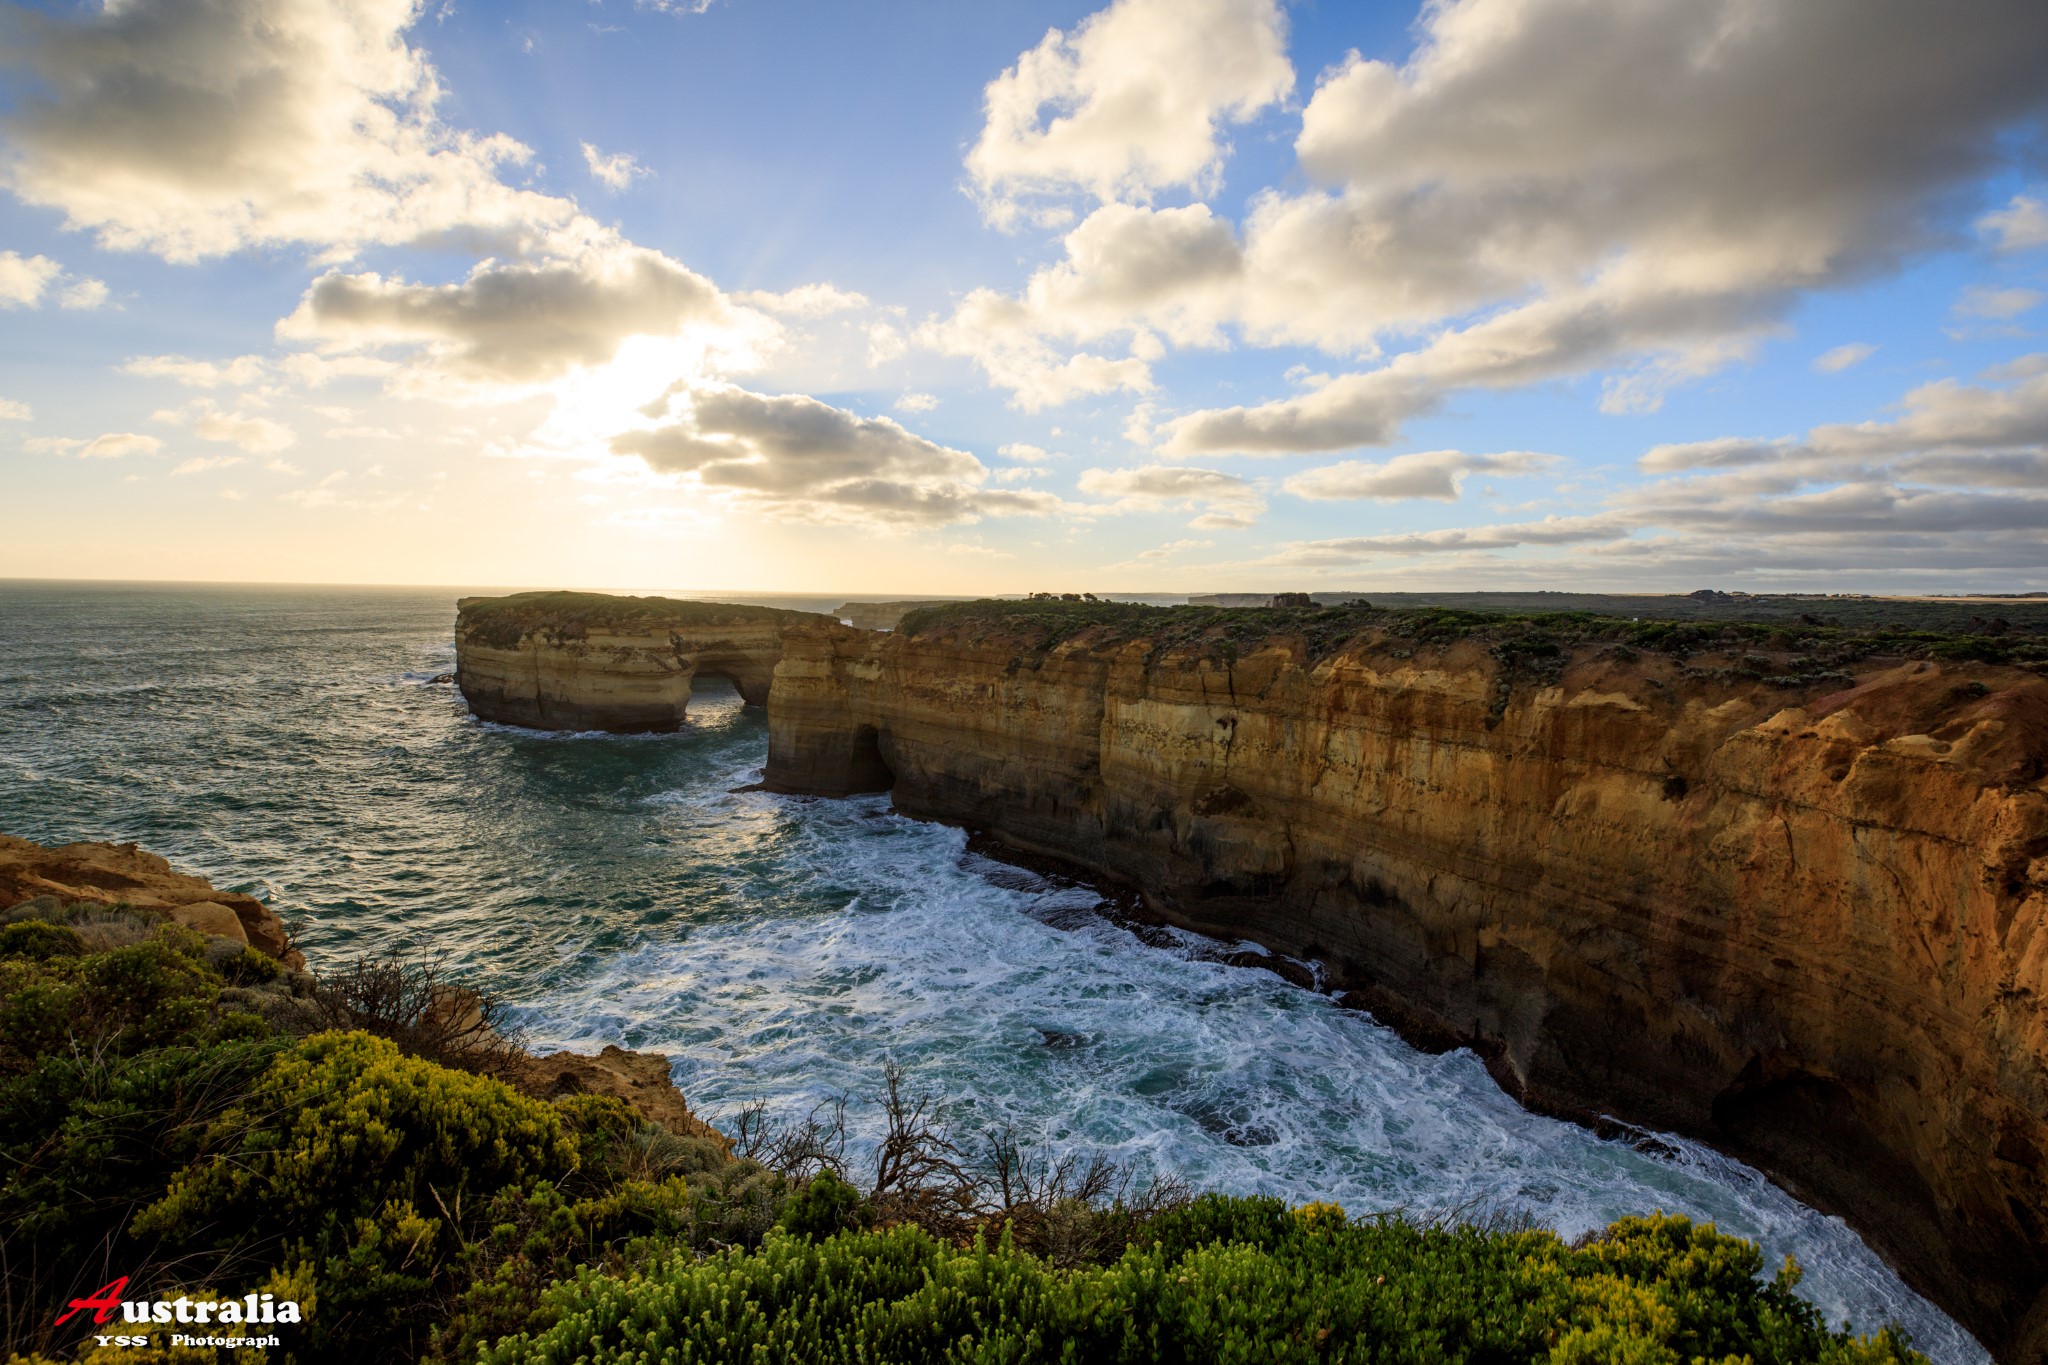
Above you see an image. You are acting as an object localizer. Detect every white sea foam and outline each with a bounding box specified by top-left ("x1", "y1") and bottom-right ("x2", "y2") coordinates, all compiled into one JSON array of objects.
[
  {"x1": 0, "y1": 586, "x2": 1987, "y2": 1363},
  {"x1": 519, "y1": 789, "x2": 1988, "y2": 1364}
]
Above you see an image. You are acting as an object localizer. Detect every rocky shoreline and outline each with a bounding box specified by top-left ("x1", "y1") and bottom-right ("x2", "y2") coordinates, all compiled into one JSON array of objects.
[
  {"x1": 0, "y1": 834, "x2": 725, "y2": 1147},
  {"x1": 446, "y1": 589, "x2": 2048, "y2": 1359},
  {"x1": 755, "y1": 601, "x2": 2048, "y2": 1362}
]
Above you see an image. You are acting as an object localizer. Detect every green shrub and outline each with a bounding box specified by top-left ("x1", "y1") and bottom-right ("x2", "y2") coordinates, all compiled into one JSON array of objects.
[
  {"x1": 0, "y1": 919, "x2": 83, "y2": 961},
  {"x1": 139, "y1": 1031, "x2": 576, "y2": 1245},
  {"x1": 434, "y1": 1175, "x2": 707, "y2": 1358},
  {"x1": 477, "y1": 1206, "x2": 1926, "y2": 1365},
  {"x1": 777, "y1": 1169, "x2": 871, "y2": 1240},
  {"x1": 133, "y1": 1030, "x2": 578, "y2": 1357},
  {"x1": 216, "y1": 944, "x2": 282, "y2": 985},
  {"x1": 0, "y1": 928, "x2": 225, "y2": 1064},
  {"x1": 0, "y1": 1036, "x2": 290, "y2": 1359}
]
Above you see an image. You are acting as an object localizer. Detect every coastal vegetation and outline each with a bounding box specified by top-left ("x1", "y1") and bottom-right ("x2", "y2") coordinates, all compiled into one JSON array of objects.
[
  {"x1": 896, "y1": 596, "x2": 2048, "y2": 679},
  {"x1": 456, "y1": 592, "x2": 822, "y2": 650},
  {"x1": 2, "y1": 898, "x2": 1930, "y2": 1362}
]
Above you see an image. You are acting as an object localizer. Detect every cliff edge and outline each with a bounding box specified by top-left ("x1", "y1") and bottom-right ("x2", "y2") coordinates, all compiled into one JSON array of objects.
[
  {"x1": 763, "y1": 599, "x2": 2048, "y2": 1361},
  {"x1": 0, "y1": 833, "x2": 302, "y2": 967},
  {"x1": 455, "y1": 590, "x2": 824, "y2": 732}
]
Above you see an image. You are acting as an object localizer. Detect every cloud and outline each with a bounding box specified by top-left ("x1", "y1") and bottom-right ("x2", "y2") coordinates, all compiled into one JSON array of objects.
[
  {"x1": 1, "y1": 0, "x2": 576, "y2": 262},
  {"x1": 0, "y1": 250, "x2": 60, "y2": 306},
  {"x1": 1102, "y1": 535, "x2": 1218, "y2": 570},
  {"x1": 1813, "y1": 343, "x2": 1876, "y2": 374},
  {"x1": 1641, "y1": 361, "x2": 2048, "y2": 480},
  {"x1": 917, "y1": 284, "x2": 1154, "y2": 410},
  {"x1": 611, "y1": 385, "x2": 1063, "y2": 525},
  {"x1": 155, "y1": 399, "x2": 297, "y2": 454},
  {"x1": 1983, "y1": 193, "x2": 2048, "y2": 252},
  {"x1": 25, "y1": 431, "x2": 162, "y2": 459},
  {"x1": 277, "y1": 238, "x2": 758, "y2": 390},
  {"x1": 124, "y1": 354, "x2": 269, "y2": 388},
  {"x1": 893, "y1": 392, "x2": 939, "y2": 414},
  {"x1": 1276, "y1": 516, "x2": 1624, "y2": 566},
  {"x1": 195, "y1": 409, "x2": 295, "y2": 454},
  {"x1": 277, "y1": 352, "x2": 401, "y2": 387},
  {"x1": 171, "y1": 453, "x2": 243, "y2": 475},
  {"x1": 975, "y1": 0, "x2": 2048, "y2": 444},
  {"x1": 1261, "y1": 357, "x2": 2048, "y2": 585},
  {"x1": 0, "y1": 398, "x2": 29, "y2": 420},
  {"x1": 1639, "y1": 436, "x2": 1791, "y2": 474},
  {"x1": 1283, "y1": 449, "x2": 1560, "y2": 501},
  {"x1": 1076, "y1": 463, "x2": 1265, "y2": 526},
  {"x1": 0, "y1": 250, "x2": 113, "y2": 312},
  {"x1": 736, "y1": 283, "x2": 869, "y2": 318},
  {"x1": 581, "y1": 142, "x2": 649, "y2": 191},
  {"x1": 967, "y1": 0, "x2": 1293, "y2": 226},
  {"x1": 1955, "y1": 285, "x2": 2044, "y2": 320},
  {"x1": 56, "y1": 276, "x2": 108, "y2": 309}
]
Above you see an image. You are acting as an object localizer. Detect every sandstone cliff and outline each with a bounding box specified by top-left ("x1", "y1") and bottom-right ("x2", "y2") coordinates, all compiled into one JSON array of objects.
[
  {"x1": 455, "y1": 591, "x2": 823, "y2": 732},
  {"x1": 0, "y1": 833, "x2": 302, "y2": 966},
  {"x1": 764, "y1": 601, "x2": 2048, "y2": 1360}
]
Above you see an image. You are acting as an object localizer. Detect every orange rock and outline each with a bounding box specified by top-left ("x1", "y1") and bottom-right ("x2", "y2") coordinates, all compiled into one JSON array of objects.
[
  {"x1": 763, "y1": 618, "x2": 2048, "y2": 1360},
  {"x1": 0, "y1": 834, "x2": 300, "y2": 966},
  {"x1": 509, "y1": 1044, "x2": 730, "y2": 1152}
]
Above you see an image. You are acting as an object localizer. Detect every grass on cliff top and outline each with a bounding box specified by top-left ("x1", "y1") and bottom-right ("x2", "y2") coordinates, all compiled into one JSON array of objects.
[
  {"x1": 458, "y1": 590, "x2": 826, "y2": 648},
  {"x1": 896, "y1": 597, "x2": 2048, "y2": 678}
]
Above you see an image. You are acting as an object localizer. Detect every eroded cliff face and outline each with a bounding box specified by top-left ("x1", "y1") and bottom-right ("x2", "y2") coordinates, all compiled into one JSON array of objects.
[
  {"x1": 765, "y1": 615, "x2": 2048, "y2": 1359},
  {"x1": 456, "y1": 591, "x2": 820, "y2": 732}
]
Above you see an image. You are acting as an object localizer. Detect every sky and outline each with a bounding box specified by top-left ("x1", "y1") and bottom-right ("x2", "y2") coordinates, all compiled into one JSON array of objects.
[{"x1": 1, "y1": 0, "x2": 2047, "y2": 595}]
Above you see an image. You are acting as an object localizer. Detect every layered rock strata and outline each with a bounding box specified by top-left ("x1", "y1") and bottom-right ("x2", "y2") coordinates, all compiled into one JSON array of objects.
[
  {"x1": 0, "y1": 833, "x2": 301, "y2": 966},
  {"x1": 764, "y1": 611, "x2": 2048, "y2": 1360},
  {"x1": 456, "y1": 591, "x2": 823, "y2": 732}
]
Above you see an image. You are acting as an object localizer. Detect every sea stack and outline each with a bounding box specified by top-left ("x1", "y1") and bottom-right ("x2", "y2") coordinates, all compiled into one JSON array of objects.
[{"x1": 454, "y1": 591, "x2": 823, "y2": 733}]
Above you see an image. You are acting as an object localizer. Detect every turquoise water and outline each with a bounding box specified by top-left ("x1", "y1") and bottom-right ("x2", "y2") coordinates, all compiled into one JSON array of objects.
[{"x1": 0, "y1": 580, "x2": 1985, "y2": 1362}]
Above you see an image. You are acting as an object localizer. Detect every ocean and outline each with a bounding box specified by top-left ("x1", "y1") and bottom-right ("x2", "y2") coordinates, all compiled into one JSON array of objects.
[{"x1": 0, "y1": 579, "x2": 1986, "y2": 1362}]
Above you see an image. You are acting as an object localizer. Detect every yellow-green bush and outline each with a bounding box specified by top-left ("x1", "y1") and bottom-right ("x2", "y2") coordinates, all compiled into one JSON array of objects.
[
  {"x1": 0, "y1": 929, "x2": 224, "y2": 1063},
  {"x1": 0, "y1": 929, "x2": 1935, "y2": 1365},
  {"x1": 480, "y1": 1207, "x2": 1927, "y2": 1365}
]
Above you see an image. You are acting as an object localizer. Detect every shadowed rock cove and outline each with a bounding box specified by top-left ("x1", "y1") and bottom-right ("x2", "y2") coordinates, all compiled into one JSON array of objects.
[{"x1": 759, "y1": 599, "x2": 2048, "y2": 1362}]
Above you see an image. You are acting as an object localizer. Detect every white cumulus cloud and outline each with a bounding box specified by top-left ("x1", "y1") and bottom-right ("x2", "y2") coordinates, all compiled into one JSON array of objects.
[
  {"x1": 581, "y1": 142, "x2": 650, "y2": 191},
  {"x1": 0, "y1": 251, "x2": 60, "y2": 307},
  {"x1": 612, "y1": 385, "x2": 1064, "y2": 526},
  {"x1": 967, "y1": 0, "x2": 1293, "y2": 227},
  {"x1": 1076, "y1": 463, "x2": 1265, "y2": 527},
  {"x1": 2, "y1": 0, "x2": 577, "y2": 261},
  {"x1": 1283, "y1": 450, "x2": 1560, "y2": 501},
  {"x1": 1982, "y1": 194, "x2": 2048, "y2": 252},
  {"x1": 276, "y1": 237, "x2": 766, "y2": 393}
]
